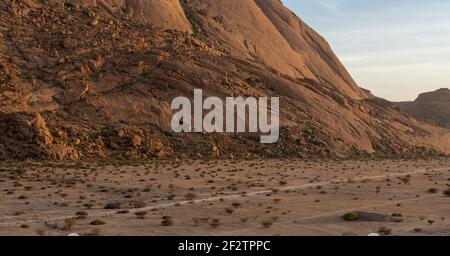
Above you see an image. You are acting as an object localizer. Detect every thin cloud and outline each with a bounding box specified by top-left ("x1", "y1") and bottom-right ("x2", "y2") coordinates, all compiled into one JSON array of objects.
[
  {"x1": 283, "y1": 0, "x2": 450, "y2": 101},
  {"x1": 315, "y1": 0, "x2": 347, "y2": 12}
]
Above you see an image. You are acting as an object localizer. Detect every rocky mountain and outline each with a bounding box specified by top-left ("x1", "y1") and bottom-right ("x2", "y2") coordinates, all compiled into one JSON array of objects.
[
  {"x1": 1, "y1": 0, "x2": 449, "y2": 160},
  {"x1": 396, "y1": 88, "x2": 450, "y2": 129}
]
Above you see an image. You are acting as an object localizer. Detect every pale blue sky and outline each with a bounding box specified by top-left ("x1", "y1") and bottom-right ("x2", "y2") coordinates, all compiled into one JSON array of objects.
[{"x1": 283, "y1": 0, "x2": 450, "y2": 101}]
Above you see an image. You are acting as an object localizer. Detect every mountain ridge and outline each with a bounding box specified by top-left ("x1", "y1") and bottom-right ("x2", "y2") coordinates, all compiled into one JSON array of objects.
[
  {"x1": 1, "y1": 0, "x2": 449, "y2": 160},
  {"x1": 396, "y1": 88, "x2": 450, "y2": 129}
]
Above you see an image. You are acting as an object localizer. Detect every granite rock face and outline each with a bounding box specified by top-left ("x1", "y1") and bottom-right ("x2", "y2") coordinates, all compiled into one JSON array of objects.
[
  {"x1": 1, "y1": 0, "x2": 449, "y2": 160},
  {"x1": 396, "y1": 88, "x2": 450, "y2": 129}
]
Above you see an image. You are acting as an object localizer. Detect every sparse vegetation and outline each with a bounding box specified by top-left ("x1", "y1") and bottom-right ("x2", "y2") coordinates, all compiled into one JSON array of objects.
[
  {"x1": 262, "y1": 220, "x2": 274, "y2": 228},
  {"x1": 104, "y1": 202, "x2": 121, "y2": 209},
  {"x1": 161, "y1": 216, "x2": 174, "y2": 226},
  {"x1": 184, "y1": 193, "x2": 197, "y2": 200},
  {"x1": 1, "y1": 159, "x2": 450, "y2": 236},
  {"x1": 75, "y1": 211, "x2": 88, "y2": 219},
  {"x1": 135, "y1": 211, "x2": 147, "y2": 219},
  {"x1": 378, "y1": 226, "x2": 392, "y2": 236},
  {"x1": 342, "y1": 212, "x2": 359, "y2": 221},
  {"x1": 279, "y1": 181, "x2": 287, "y2": 186},
  {"x1": 90, "y1": 220, "x2": 106, "y2": 226},
  {"x1": 443, "y1": 189, "x2": 450, "y2": 197},
  {"x1": 428, "y1": 188, "x2": 439, "y2": 194},
  {"x1": 210, "y1": 219, "x2": 220, "y2": 228}
]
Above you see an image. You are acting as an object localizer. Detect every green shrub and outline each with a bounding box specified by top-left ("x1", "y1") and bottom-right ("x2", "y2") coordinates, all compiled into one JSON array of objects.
[
  {"x1": 342, "y1": 212, "x2": 359, "y2": 221},
  {"x1": 90, "y1": 220, "x2": 105, "y2": 226}
]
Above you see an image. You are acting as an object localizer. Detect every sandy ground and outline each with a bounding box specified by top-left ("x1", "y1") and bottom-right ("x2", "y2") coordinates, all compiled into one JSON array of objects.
[{"x1": 0, "y1": 158, "x2": 450, "y2": 236}]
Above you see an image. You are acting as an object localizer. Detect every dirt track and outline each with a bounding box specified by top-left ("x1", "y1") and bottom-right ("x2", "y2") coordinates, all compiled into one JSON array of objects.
[{"x1": 1, "y1": 158, "x2": 450, "y2": 236}]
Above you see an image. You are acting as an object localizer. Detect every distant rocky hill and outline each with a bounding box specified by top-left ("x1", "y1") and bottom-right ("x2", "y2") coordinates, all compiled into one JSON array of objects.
[
  {"x1": 396, "y1": 88, "x2": 450, "y2": 129},
  {"x1": 1, "y1": 0, "x2": 449, "y2": 160}
]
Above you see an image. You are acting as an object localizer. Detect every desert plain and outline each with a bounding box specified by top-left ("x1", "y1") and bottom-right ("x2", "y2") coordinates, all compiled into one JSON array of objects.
[{"x1": 1, "y1": 157, "x2": 450, "y2": 236}]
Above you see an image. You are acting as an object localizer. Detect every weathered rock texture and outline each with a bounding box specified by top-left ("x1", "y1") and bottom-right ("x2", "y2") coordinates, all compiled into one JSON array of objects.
[
  {"x1": 396, "y1": 88, "x2": 450, "y2": 129},
  {"x1": 0, "y1": 0, "x2": 449, "y2": 160}
]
